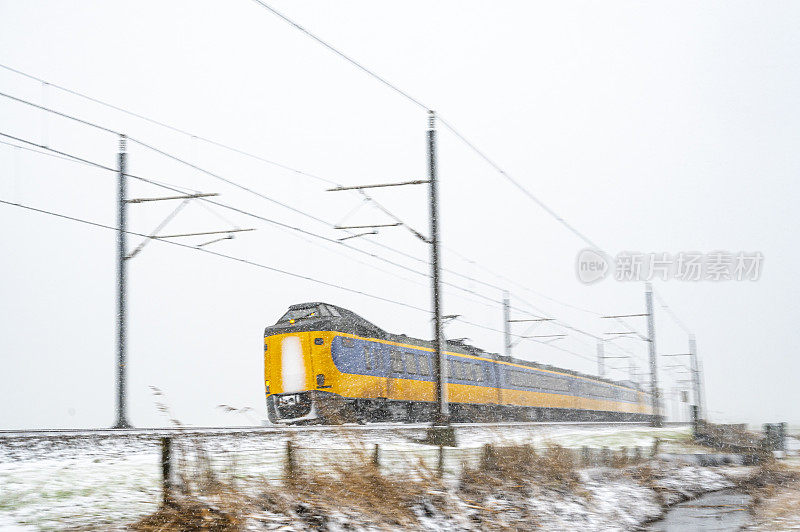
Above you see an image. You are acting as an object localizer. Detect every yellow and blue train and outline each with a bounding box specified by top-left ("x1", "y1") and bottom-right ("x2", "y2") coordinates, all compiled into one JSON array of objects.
[{"x1": 264, "y1": 302, "x2": 655, "y2": 424}]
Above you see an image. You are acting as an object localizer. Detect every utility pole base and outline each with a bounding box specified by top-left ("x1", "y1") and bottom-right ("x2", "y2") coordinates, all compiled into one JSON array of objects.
[
  {"x1": 113, "y1": 420, "x2": 132, "y2": 429},
  {"x1": 424, "y1": 424, "x2": 457, "y2": 447}
]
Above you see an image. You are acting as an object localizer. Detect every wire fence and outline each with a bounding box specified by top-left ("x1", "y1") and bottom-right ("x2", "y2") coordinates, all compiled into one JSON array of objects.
[{"x1": 0, "y1": 424, "x2": 693, "y2": 530}]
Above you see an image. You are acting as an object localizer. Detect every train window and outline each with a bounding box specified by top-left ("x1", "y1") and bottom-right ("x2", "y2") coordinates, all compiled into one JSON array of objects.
[
  {"x1": 451, "y1": 360, "x2": 461, "y2": 380},
  {"x1": 279, "y1": 306, "x2": 324, "y2": 322},
  {"x1": 390, "y1": 350, "x2": 404, "y2": 373},
  {"x1": 483, "y1": 366, "x2": 492, "y2": 383},
  {"x1": 404, "y1": 352, "x2": 417, "y2": 374},
  {"x1": 364, "y1": 346, "x2": 373, "y2": 370},
  {"x1": 418, "y1": 354, "x2": 431, "y2": 376},
  {"x1": 342, "y1": 337, "x2": 354, "y2": 348},
  {"x1": 473, "y1": 364, "x2": 482, "y2": 382}
]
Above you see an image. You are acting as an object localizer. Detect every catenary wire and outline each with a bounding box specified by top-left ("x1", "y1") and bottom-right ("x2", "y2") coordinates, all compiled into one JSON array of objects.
[
  {"x1": 0, "y1": 133, "x2": 508, "y2": 311},
  {"x1": 0, "y1": 126, "x2": 618, "y2": 363},
  {"x1": 248, "y1": 0, "x2": 430, "y2": 112},
  {"x1": 245, "y1": 1, "x2": 604, "y2": 251},
  {"x1": 0, "y1": 197, "x2": 430, "y2": 313},
  {"x1": 0, "y1": 79, "x2": 634, "y2": 357},
  {"x1": 0, "y1": 72, "x2": 609, "y2": 328},
  {"x1": 652, "y1": 288, "x2": 693, "y2": 335},
  {"x1": 0, "y1": 196, "x2": 619, "y2": 371}
]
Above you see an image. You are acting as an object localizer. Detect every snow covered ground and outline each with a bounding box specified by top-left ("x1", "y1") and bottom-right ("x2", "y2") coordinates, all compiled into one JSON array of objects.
[{"x1": 0, "y1": 423, "x2": 714, "y2": 530}]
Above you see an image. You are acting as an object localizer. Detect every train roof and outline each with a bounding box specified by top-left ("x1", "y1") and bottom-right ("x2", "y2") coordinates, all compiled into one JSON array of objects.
[{"x1": 268, "y1": 302, "x2": 645, "y2": 393}]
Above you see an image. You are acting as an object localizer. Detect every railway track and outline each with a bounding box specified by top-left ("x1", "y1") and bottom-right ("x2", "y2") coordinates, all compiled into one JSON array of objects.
[{"x1": 0, "y1": 421, "x2": 687, "y2": 439}]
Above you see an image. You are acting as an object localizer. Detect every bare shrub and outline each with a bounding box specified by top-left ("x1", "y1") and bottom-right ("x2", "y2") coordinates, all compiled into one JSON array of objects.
[
  {"x1": 461, "y1": 443, "x2": 578, "y2": 495},
  {"x1": 268, "y1": 444, "x2": 444, "y2": 527}
]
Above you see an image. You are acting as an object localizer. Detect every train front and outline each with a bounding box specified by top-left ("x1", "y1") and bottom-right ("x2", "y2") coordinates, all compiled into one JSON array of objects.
[{"x1": 263, "y1": 302, "x2": 348, "y2": 423}]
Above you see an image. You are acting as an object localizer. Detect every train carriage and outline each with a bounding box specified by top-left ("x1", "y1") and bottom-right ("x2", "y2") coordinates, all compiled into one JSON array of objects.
[{"x1": 264, "y1": 302, "x2": 655, "y2": 424}]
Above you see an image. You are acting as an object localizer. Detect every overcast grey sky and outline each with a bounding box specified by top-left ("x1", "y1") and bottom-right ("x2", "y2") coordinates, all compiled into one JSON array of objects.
[{"x1": 1, "y1": 1, "x2": 798, "y2": 428}]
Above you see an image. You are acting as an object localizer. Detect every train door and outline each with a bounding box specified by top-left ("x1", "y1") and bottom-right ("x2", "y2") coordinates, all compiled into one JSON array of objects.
[{"x1": 309, "y1": 334, "x2": 329, "y2": 390}]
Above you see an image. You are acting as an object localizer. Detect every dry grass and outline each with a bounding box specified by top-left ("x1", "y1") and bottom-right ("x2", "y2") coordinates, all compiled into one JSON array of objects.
[
  {"x1": 743, "y1": 460, "x2": 800, "y2": 530},
  {"x1": 750, "y1": 478, "x2": 800, "y2": 528},
  {"x1": 272, "y1": 443, "x2": 444, "y2": 527},
  {"x1": 131, "y1": 494, "x2": 244, "y2": 532},
  {"x1": 130, "y1": 394, "x2": 250, "y2": 532},
  {"x1": 461, "y1": 443, "x2": 578, "y2": 496}
]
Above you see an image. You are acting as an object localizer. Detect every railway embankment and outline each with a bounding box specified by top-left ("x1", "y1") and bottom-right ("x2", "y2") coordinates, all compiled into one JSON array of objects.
[
  {"x1": 130, "y1": 432, "x2": 781, "y2": 531},
  {"x1": 3, "y1": 423, "x2": 797, "y2": 530}
]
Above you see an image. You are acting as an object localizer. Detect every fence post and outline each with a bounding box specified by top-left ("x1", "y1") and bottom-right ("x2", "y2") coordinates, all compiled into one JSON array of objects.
[
  {"x1": 581, "y1": 446, "x2": 590, "y2": 467},
  {"x1": 437, "y1": 445, "x2": 445, "y2": 477},
  {"x1": 285, "y1": 440, "x2": 296, "y2": 480},
  {"x1": 481, "y1": 443, "x2": 496, "y2": 470},
  {"x1": 372, "y1": 443, "x2": 380, "y2": 468},
  {"x1": 601, "y1": 446, "x2": 610, "y2": 466},
  {"x1": 161, "y1": 436, "x2": 172, "y2": 505},
  {"x1": 651, "y1": 438, "x2": 661, "y2": 457}
]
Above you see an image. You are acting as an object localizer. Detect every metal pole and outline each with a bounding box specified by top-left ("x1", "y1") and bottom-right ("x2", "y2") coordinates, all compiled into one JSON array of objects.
[
  {"x1": 699, "y1": 360, "x2": 707, "y2": 419},
  {"x1": 503, "y1": 291, "x2": 511, "y2": 358},
  {"x1": 689, "y1": 334, "x2": 703, "y2": 420},
  {"x1": 597, "y1": 341, "x2": 605, "y2": 377},
  {"x1": 645, "y1": 282, "x2": 662, "y2": 427},
  {"x1": 114, "y1": 134, "x2": 131, "y2": 429},
  {"x1": 428, "y1": 110, "x2": 447, "y2": 425}
]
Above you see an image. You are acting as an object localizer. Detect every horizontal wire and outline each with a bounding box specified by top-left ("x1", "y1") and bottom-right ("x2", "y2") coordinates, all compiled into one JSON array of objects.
[
  {"x1": 0, "y1": 133, "x2": 501, "y2": 311},
  {"x1": 0, "y1": 63, "x2": 337, "y2": 187},
  {"x1": 0, "y1": 195, "x2": 622, "y2": 374},
  {"x1": 0, "y1": 66, "x2": 610, "y2": 336},
  {"x1": 0, "y1": 90, "x2": 119, "y2": 136},
  {"x1": 0, "y1": 190, "x2": 623, "y2": 375},
  {"x1": 452, "y1": 317, "x2": 625, "y2": 371},
  {"x1": 437, "y1": 116, "x2": 603, "y2": 251},
  {"x1": 244, "y1": 2, "x2": 603, "y2": 251},
  {"x1": 0, "y1": 71, "x2": 639, "y2": 355},
  {"x1": 652, "y1": 288, "x2": 693, "y2": 335},
  {"x1": 0, "y1": 197, "x2": 430, "y2": 314},
  {"x1": 248, "y1": 0, "x2": 430, "y2": 112},
  {"x1": 0, "y1": 132, "x2": 115, "y2": 172},
  {"x1": 123, "y1": 138, "x2": 547, "y2": 312},
  {"x1": 0, "y1": 127, "x2": 620, "y2": 364}
]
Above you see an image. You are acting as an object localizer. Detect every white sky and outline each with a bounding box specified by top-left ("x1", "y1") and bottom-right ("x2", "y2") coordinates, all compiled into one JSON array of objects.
[{"x1": 0, "y1": 1, "x2": 798, "y2": 428}]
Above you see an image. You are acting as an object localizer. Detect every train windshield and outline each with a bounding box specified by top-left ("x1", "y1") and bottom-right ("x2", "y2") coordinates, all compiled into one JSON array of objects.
[{"x1": 278, "y1": 305, "x2": 331, "y2": 323}]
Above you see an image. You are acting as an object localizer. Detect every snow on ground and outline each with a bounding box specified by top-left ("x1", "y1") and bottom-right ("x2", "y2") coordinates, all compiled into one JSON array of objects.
[
  {"x1": 0, "y1": 424, "x2": 696, "y2": 530},
  {"x1": 234, "y1": 462, "x2": 745, "y2": 531}
]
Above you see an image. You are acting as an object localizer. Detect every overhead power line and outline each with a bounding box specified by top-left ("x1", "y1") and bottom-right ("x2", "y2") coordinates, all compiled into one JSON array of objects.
[
  {"x1": 0, "y1": 132, "x2": 518, "y2": 314},
  {"x1": 1, "y1": 133, "x2": 620, "y2": 371},
  {"x1": 652, "y1": 288, "x2": 693, "y2": 335},
  {"x1": 248, "y1": 0, "x2": 430, "y2": 111},
  {"x1": 0, "y1": 197, "x2": 430, "y2": 313},
  {"x1": 1, "y1": 66, "x2": 606, "y2": 330},
  {"x1": 0, "y1": 63, "x2": 337, "y2": 187},
  {"x1": 0, "y1": 70, "x2": 626, "y2": 357},
  {"x1": 0, "y1": 195, "x2": 615, "y2": 373},
  {"x1": 245, "y1": 1, "x2": 604, "y2": 251}
]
